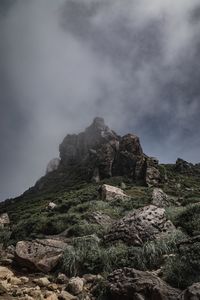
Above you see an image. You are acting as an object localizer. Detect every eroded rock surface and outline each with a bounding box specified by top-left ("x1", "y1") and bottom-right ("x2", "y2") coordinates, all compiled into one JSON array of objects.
[
  {"x1": 107, "y1": 268, "x2": 181, "y2": 300},
  {"x1": 59, "y1": 118, "x2": 161, "y2": 186},
  {"x1": 152, "y1": 188, "x2": 170, "y2": 207},
  {"x1": 99, "y1": 184, "x2": 130, "y2": 201},
  {"x1": 105, "y1": 205, "x2": 175, "y2": 245},
  {"x1": 15, "y1": 239, "x2": 67, "y2": 272}
]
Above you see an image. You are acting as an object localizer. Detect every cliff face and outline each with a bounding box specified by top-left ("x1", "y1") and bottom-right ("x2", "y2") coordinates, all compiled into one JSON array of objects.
[{"x1": 59, "y1": 117, "x2": 161, "y2": 186}]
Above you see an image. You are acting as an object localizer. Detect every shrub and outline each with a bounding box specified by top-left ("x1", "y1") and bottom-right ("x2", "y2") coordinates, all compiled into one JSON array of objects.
[
  {"x1": 173, "y1": 204, "x2": 200, "y2": 235},
  {"x1": 164, "y1": 239, "x2": 200, "y2": 288},
  {"x1": 62, "y1": 235, "x2": 105, "y2": 276},
  {"x1": 0, "y1": 228, "x2": 12, "y2": 247}
]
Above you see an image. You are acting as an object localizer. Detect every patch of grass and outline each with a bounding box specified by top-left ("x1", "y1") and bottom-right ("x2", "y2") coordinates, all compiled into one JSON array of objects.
[{"x1": 163, "y1": 239, "x2": 200, "y2": 288}]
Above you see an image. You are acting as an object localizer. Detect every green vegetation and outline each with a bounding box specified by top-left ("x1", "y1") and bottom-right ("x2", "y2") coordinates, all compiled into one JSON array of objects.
[{"x1": 1, "y1": 161, "x2": 200, "y2": 292}]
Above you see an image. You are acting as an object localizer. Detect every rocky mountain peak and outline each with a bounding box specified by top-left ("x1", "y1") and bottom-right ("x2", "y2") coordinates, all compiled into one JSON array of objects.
[{"x1": 58, "y1": 118, "x2": 161, "y2": 186}]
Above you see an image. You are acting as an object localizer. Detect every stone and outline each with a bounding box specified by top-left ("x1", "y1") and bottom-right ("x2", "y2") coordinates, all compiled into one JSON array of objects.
[
  {"x1": 0, "y1": 213, "x2": 10, "y2": 228},
  {"x1": 67, "y1": 277, "x2": 84, "y2": 295},
  {"x1": 9, "y1": 276, "x2": 22, "y2": 285},
  {"x1": 105, "y1": 205, "x2": 175, "y2": 245},
  {"x1": 20, "y1": 276, "x2": 29, "y2": 284},
  {"x1": 57, "y1": 273, "x2": 69, "y2": 284},
  {"x1": 88, "y1": 211, "x2": 113, "y2": 226},
  {"x1": 145, "y1": 157, "x2": 161, "y2": 186},
  {"x1": 59, "y1": 290, "x2": 77, "y2": 300},
  {"x1": 46, "y1": 293, "x2": 58, "y2": 300},
  {"x1": 47, "y1": 202, "x2": 57, "y2": 210},
  {"x1": 152, "y1": 188, "x2": 170, "y2": 207},
  {"x1": 179, "y1": 282, "x2": 200, "y2": 299},
  {"x1": 33, "y1": 277, "x2": 50, "y2": 287},
  {"x1": 107, "y1": 268, "x2": 181, "y2": 300},
  {"x1": 15, "y1": 239, "x2": 67, "y2": 272},
  {"x1": 0, "y1": 266, "x2": 14, "y2": 280},
  {"x1": 99, "y1": 184, "x2": 130, "y2": 201}
]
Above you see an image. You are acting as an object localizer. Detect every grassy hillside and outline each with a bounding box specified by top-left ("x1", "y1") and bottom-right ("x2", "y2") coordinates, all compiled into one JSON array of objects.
[{"x1": 0, "y1": 162, "x2": 200, "y2": 290}]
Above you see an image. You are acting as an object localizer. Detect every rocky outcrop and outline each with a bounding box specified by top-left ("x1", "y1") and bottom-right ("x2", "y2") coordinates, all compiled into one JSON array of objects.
[
  {"x1": 145, "y1": 157, "x2": 161, "y2": 187},
  {"x1": 88, "y1": 211, "x2": 113, "y2": 226},
  {"x1": 15, "y1": 239, "x2": 68, "y2": 272},
  {"x1": 59, "y1": 118, "x2": 161, "y2": 186},
  {"x1": 179, "y1": 282, "x2": 200, "y2": 299},
  {"x1": 99, "y1": 184, "x2": 130, "y2": 201},
  {"x1": 105, "y1": 205, "x2": 175, "y2": 245},
  {"x1": 0, "y1": 213, "x2": 10, "y2": 228},
  {"x1": 107, "y1": 268, "x2": 181, "y2": 300},
  {"x1": 175, "y1": 158, "x2": 193, "y2": 174},
  {"x1": 152, "y1": 188, "x2": 170, "y2": 207}
]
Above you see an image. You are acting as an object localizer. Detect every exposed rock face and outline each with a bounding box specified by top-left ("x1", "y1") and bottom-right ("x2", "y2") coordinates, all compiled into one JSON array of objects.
[
  {"x1": 105, "y1": 205, "x2": 175, "y2": 245},
  {"x1": 107, "y1": 268, "x2": 181, "y2": 300},
  {"x1": 179, "y1": 282, "x2": 200, "y2": 299},
  {"x1": 46, "y1": 158, "x2": 60, "y2": 174},
  {"x1": 88, "y1": 211, "x2": 113, "y2": 226},
  {"x1": 145, "y1": 157, "x2": 161, "y2": 187},
  {"x1": 99, "y1": 184, "x2": 130, "y2": 201},
  {"x1": 0, "y1": 213, "x2": 10, "y2": 228},
  {"x1": 152, "y1": 188, "x2": 170, "y2": 207},
  {"x1": 15, "y1": 239, "x2": 67, "y2": 272},
  {"x1": 175, "y1": 158, "x2": 193, "y2": 174},
  {"x1": 59, "y1": 118, "x2": 161, "y2": 186}
]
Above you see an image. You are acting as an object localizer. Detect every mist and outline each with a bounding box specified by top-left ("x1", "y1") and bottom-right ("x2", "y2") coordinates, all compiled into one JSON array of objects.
[{"x1": 1, "y1": 0, "x2": 200, "y2": 200}]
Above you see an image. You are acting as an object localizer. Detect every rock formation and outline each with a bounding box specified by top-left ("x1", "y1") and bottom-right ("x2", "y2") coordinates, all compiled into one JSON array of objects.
[
  {"x1": 99, "y1": 184, "x2": 130, "y2": 201},
  {"x1": 0, "y1": 213, "x2": 10, "y2": 229},
  {"x1": 15, "y1": 239, "x2": 68, "y2": 273},
  {"x1": 105, "y1": 205, "x2": 175, "y2": 245},
  {"x1": 107, "y1": 268, "x2": 181, "y2": 300},
  {"x1": 59, "y1": 117, "x2": 161, "y2": 186}
]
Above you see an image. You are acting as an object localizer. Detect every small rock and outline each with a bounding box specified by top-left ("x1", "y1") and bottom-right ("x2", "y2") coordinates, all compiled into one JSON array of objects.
[
  {"x1": 46, "y1": 292, "x2": 58, "y2": 300},
  {"x1": 33, "y1": 277, "x2": 50, "y2": 287},
  {"x1": 58, "y1": 290, "x2": 77, "y2": 300},
  {"x1": 48, "y1": 283, "x2": 59, "y2": 291},
  {"x1": 57, "y1": 273, "x2": 69, "y2": 284},
  {"x1": 152, "y1": 188, "x2": 170, "y2": 207},
  {"x1": 0, "y1": 266, "x2": 14, "y2": 280},
  {"x1": 67, "y1": 277, "x2": 84, "y2": 295},
  {"x1": 20, "y1": 276, "x2": 29, "y2": 284},
  {"x1": 9, "y1": 276, "x2": 22, "y2": 285}
]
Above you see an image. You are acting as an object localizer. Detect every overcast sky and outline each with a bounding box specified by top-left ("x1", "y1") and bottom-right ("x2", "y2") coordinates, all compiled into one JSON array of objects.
[{"x1": 0, "y1": 0, "x2": 200, "y2": 200}]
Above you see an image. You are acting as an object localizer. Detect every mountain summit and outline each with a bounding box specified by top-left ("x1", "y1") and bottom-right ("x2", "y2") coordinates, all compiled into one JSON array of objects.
[{"x1": 51, "y1": 117, "x2": 161, "y2": 186}]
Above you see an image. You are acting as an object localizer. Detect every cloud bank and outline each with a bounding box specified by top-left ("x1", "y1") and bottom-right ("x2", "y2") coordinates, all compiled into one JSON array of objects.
[{"x1": 0, "y1": 0, "x2": 200, "y2": 199}]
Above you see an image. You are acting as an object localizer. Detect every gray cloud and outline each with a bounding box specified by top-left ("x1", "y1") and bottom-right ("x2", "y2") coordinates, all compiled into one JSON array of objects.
[{"x1": 0, "y1": 0, "x2": 200, "y2": 200}]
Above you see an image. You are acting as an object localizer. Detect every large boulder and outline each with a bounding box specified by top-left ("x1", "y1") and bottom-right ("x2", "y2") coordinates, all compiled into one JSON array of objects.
[
  {"x1": 105, "y1": 205, "x2": 175, "y2": 245},
  {"x1": 15, "y1": 239, "x2": 68, "y2": 272},
  {"x1": 99, "y1": 184, "x2": 130, "y2": 201},
  {"x1": 107, "y1": 268, "x2": 181, "y2": 300}
]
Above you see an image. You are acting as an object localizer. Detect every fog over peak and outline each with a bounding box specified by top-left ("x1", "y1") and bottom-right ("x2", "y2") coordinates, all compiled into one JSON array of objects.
[{"x1": 0, "y1": 0, "x2": 200, "y2": 200}]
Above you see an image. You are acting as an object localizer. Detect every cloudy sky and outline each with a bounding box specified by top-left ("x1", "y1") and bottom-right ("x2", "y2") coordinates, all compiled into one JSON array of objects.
[{"x1": 0, "y1": 0, "x2": 200, "y2": 200}]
